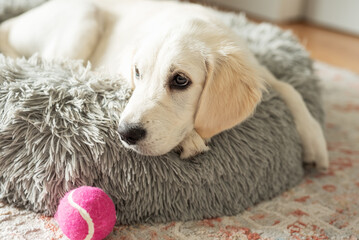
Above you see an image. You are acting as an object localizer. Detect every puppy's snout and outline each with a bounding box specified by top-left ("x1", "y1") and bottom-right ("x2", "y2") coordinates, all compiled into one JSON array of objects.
[{"x1": 118, "y1": 123, "x2": 147, "y2": 145}]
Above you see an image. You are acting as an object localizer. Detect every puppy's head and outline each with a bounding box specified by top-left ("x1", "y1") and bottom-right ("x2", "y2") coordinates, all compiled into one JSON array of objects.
[{"x1": 118, "y1": 19, "x2": 265, "y2": 156}]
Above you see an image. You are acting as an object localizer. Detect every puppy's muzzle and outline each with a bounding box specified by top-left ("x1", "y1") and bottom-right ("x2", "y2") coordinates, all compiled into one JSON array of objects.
[{"x1": 118, "y1": 123, "x2": 146, "y2": 145}]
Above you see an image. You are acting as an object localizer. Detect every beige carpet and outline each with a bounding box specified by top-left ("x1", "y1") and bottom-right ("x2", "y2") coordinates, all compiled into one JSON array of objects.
[{"x1": 1, "y1": 61, "x2": 358, "y2": 239}]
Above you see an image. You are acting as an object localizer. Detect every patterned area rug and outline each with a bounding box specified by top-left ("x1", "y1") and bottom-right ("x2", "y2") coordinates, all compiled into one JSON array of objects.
[{"x1": 1, "y1": 61, "x2": 358, "y2": 239}]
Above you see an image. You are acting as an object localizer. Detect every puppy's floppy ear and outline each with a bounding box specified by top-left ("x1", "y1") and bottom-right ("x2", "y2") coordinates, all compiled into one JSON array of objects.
[{"x1": 194, "y1": 42, "x2": 266, "y2": 139}]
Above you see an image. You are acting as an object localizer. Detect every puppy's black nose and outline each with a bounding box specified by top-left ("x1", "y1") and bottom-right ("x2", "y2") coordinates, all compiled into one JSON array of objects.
[{"x1": 118, "y1": 124, "x2": 146, "y2": 145}]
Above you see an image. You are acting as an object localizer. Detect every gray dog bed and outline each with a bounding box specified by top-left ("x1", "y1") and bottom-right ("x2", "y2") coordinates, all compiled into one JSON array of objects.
[{"x1": 0, "y1": 11, "x2": 324, "y2": 224}]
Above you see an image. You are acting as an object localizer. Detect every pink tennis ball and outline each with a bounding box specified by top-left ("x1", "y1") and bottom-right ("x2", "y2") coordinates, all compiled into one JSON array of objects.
[{"x1": 55, "y1": 186, "x2": 116, "y2": 240}]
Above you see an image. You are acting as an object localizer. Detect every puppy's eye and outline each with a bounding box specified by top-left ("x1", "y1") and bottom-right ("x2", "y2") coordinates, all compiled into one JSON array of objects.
[
  {"x1": 134, "y1": 66, "x2": 140, "y2": 79},
  {"x1": 170, "y1": 73, "x2": 191, "y2": 89}
]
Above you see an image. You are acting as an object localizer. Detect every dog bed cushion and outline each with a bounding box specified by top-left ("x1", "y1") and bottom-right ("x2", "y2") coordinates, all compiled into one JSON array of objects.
[{"x1": 0, "y1": 12, "x2": 324, "y2": 224}]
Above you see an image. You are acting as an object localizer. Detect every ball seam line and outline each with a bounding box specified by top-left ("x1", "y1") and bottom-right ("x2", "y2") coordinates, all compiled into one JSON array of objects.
[{"x1": 68, "y1": 189, "x2": 95, "y2": 240}]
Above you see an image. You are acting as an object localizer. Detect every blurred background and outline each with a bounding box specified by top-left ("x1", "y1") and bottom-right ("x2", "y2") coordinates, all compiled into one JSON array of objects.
[
  {"x1": 1, "y1": 0, "x2": 358, "y2": 74},
  {"x1": 190, "y1": 0, "x2": 359, "y2": 74}
]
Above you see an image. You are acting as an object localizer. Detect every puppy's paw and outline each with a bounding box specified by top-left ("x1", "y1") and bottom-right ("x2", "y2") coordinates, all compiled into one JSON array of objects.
[
  {"x1": 299, "y1": 118, "x2": 329, "y2": 172},
  {"x1": 179, "y1": 130, "x2": 209, "y2": 159}
]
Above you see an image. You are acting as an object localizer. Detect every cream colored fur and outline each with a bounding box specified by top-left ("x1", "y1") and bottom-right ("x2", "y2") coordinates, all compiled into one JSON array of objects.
[{"x1": 0, "y1": 0, "x2": 328, "y2": 169}]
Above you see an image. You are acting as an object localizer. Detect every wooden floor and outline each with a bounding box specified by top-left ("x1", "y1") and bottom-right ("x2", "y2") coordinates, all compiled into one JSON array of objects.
[{"x1": 274, "y1": 22, "x2": 359, "y2": 74}]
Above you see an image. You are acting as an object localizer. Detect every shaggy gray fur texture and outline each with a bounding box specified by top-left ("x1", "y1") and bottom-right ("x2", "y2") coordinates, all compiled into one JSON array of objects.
[{"x1": 0, "y1": 11, "x2": 324, "y2": 224}]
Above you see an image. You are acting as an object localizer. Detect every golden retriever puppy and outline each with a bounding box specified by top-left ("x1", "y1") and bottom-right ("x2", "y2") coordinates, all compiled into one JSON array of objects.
[{"x1": 0, "y1": 0, "x2": 328, "y2": 169}]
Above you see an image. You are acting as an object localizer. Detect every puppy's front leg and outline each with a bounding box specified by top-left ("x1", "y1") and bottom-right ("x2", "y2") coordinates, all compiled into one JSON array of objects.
[
  {"x1": 179, "y1": 129, "x2": 209, "y2": 159},
  {"x1": 262, "y1": 67, "x2": 329, "y2": 171}
]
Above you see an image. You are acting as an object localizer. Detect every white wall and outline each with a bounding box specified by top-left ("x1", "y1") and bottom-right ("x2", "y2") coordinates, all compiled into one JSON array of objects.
[
  {"x1": 204, "y1": 0, "x2": 305, "y2": 22},
  {"x1": 305, "y1": 0, "x2": 359, "y2": 35}
]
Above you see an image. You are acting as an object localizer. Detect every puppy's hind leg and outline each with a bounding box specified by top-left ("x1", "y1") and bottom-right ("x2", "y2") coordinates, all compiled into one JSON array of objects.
[
  {"x1": 0, "y1": 20, "x2": 20, "y2": 57},
  {"x1": 1, "y1": 0, "x2": 103, "y2": 61},
  {"x1": 262, "y1": 67, "x2": 329, "y2": 171}
]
